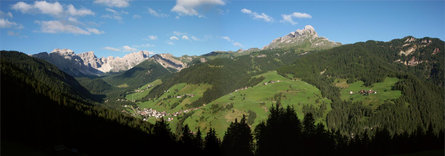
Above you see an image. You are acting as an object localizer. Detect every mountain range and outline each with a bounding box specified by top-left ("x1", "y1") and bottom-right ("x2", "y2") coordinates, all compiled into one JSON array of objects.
[
  {"x1": 32, "y1": 49, "x2": 186, "y2": 77},
  {"x1": 32, "y1": 25, "x2": 339, "y2": 78}
]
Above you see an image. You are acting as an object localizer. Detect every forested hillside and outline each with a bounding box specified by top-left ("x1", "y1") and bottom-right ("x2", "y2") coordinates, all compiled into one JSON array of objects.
[
  {"x1": 278, "y1": 37, "x2": 444, "y2": 135},
  {"x1": 0, "y1": 51, "x2": 185, "y2": 155}
]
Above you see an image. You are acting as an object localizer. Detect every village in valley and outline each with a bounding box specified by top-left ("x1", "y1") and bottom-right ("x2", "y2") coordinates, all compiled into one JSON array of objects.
[{"x1": 122, "y1": 104, "x2": 202, "y2": 122}]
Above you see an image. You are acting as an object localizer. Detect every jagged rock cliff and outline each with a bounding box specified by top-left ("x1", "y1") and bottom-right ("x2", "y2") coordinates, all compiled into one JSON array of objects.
[{"x1": 263, "y1": 25, "x2": 341, "y2": 50}]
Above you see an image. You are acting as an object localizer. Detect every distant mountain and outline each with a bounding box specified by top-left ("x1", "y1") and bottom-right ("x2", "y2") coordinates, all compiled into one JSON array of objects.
[
  {"x1": 33, "y1": 49, "x2": 152, "y2": 77},
  {"x1": 33, "y1": 49, "x2": 193, "y2": 77},
  {"x1": 263, "y1": 25, "x2": 341, "y2": 51},
  {"x1": 152, "y1": 53, "x2": 187, "y2": 71},
  {"x1": 103, "y1": 59, "x2": 172, "y2": 89}
]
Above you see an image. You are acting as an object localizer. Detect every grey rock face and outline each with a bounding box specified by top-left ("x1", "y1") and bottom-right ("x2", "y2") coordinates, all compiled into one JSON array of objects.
[
  {"x1": 33, "y1": 49, "x2": 152, "y2": 77},
  {"x1": 33, "y1": 49, "x2": 189, "y2": 76},
  {"x1": 263, "y1": 25, "x2": 341, "y2": 50}
]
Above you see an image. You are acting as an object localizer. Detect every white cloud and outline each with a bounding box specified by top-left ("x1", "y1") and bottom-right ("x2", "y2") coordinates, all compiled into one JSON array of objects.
[
  {"x1": 32, "y1": 1, "x2": 63, "y2": 16},
  {"x1": 241, "y1": 8, "x2": 273, "y2": 22},
  {"x1": 280, "y1": 12, "x2": 312, "y2": 25},
  {"x1": 104, "y1": 46, "x2": 121, "y2": 51},
  {"x1": 105, "y1": 45, "x2": 153, "y2": 52},
  {"x1": 7, "y1": 31, "x2": 27, "y2": 38},
  {"x1": 0, "y1": 11, "x2": 13, "y2": 18},
  {"x1": 222, "y1": 36, "x2": 243, "y2": 47},
  {"x1": 94, "y1": 0, "x2": 130, "y2": 8},
  {"x1": 170, "y1": 36, "x2": 179, "y2": 40},
  {"x1": 0, "y1": 18, "x2": 21, "y2": 28},
  {"x1": 233, "y1": 42, "x2": 243, "y2": 47},
  {"x1": 105, "y1": 8, "x2": 118, "y2": 14},
  {"x1": 12, "y1": 1, "x2": 94, "y2": 17},
  {"x1": 171, "y1": 0, "x2": 225, "y2": 17},
  {"x1": 123, "y1": 45, "x2": 137, "y2": 51},
  {"x1": 148, "y1": 8, "x2": 168, "y2": 17},
  {"x1": 167, "y1": 41, "x2": 174, "y2": 45},
  {"x1": 68, "y1": 17, "x2": 79, "y2": 23},
  {"x1": 170, "y1": 31, "x2": 198, "y2": 41},
  {"x1": 87, "y1": 28, "x2": 104, "y2": 34},
  {"x1": 191, "y1": 36, "x2": 199, "y2": 41},
  {"x1": 132, "y1": 14, "x2": 141, "y2": 19},
  {"x1": 173, "y1": 31, "x2": 184, "y2": 36},
  {"x1": 12, "y1": 2, "x2": 33, "y2": 13},
  {"x1": 36, "y1": 20, "x2": 102, "y2": 35},
  {"x1": 148, "y1": 35, "x2": 157, "y2": 40},
  {"x1": 103, "y1": 8, "x2": 127, "y2": 21},
  {"x1": 222, "y1": 36, "x2": 231, "y2": 42},
  {"x1": 134, "y1": 43, "x2": 154, "y2": 48},
  {"x1": 67, "y1": 4, "x2": 94, "y2": 16}
]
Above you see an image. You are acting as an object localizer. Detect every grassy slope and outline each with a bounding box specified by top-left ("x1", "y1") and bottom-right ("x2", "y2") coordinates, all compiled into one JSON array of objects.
[
  {"x1": 183, "y1": 71, "x2": 332, "y2": 138},
  {"x1": 126, "y1": 82, "x2": 212, "y2": 132},
  {"x1": 338, "y1": 77, "x2": 402, "y2": 108},
  {"x1": 125, "y1": 79, "x2": 163, "y2": 101}
]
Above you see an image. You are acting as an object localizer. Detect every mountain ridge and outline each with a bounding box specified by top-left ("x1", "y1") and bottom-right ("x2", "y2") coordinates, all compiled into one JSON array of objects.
[
  {"x1": 263, "y1": 25, "x2": 341, "y2": 50},
  {"x1": 33, "y1": 49, "x2": 186, "y2": 77}
]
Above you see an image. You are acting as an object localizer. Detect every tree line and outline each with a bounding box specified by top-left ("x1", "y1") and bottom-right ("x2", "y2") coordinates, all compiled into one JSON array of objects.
[{"x1": 162, "y1": 105, "x2": 444, "y2": 156}]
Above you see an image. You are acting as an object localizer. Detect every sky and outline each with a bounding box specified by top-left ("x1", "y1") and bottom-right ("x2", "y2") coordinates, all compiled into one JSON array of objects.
[{"x1": 0, "y1": 0, "x2": 444, "y2": 58}]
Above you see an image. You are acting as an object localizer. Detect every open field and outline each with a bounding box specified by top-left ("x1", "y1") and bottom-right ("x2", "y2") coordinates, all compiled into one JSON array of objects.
[
  {"x1": 183, "y1": 71, "x2": 332, "y2": 137},
  {"x1": 338, "y1": 77, "x2": 402, "y2": 108}
]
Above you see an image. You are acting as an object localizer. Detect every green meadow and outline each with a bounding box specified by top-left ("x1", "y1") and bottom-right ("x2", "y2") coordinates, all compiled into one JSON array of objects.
[
  {"x1": 183, "y1": 71, "x2": 332, "y2": 138},
  {"x1": 125, "y1": 79, "x2": 162, "y2": 101},
  {"x1": 337, "y1": 77, "x2": 402, "y2": 108}
]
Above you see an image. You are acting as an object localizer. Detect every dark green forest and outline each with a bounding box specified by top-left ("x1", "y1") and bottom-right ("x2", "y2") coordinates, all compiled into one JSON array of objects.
[{"x1": 277, "y1": 37, "x2": 444, "y2": 136}]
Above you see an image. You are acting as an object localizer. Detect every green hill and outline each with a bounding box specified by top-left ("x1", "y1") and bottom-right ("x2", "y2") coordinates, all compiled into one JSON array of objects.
[
  {"x1": 103, "y1": 59, "x2": 172, "y2": 89},
  {"x1": 277, "y1": 37, "x2": 444, "y2": 135}
]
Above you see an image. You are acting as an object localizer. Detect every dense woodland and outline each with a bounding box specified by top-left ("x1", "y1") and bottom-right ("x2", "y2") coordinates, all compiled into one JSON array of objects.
[
  {"x1": 277, "y1": 37, "x2": 445, "y2": 136},
  {"x1": 1, "y1": 35, "x2": 444, "y2": 155}
]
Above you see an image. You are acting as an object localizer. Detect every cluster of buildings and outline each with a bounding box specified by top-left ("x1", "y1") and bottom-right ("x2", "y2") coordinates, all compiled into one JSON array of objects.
[
  {"x1": 264, "y1": 80, "x2": 281, "y2": 86},
  {"x1": 176, "y1": 94, "x2": 195, "y2": 99},
  {"x1": 124, "y1": 105, "x2": 202, "y2": 122},
  {"x1": 234, "y1": 87, "x2": 249, "y2": 92},
  {"x1": 134, "y1": 84, "x2": 153, "y2": 93},
  {"x1": 349, "y1": 89, "x2": 377, "y2": 95}
]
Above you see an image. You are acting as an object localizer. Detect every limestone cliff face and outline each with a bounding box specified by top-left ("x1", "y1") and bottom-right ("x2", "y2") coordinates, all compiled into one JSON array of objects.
[
  {"x1": 33, "y1": 49, "x2": 189, "y2": 76},
  {"x1": 263, "y1": 25, "x2": 341, "y2": 50},
  {"x1": 151, "y1": 54, "x2": 187, "y2": 71},
  {"x1": 33, "y1": 49, "x2": 152, "y2": 76}
]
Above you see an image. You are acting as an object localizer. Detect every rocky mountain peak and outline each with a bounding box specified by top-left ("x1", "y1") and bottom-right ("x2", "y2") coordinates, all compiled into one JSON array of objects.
[
  {"x1": 33, "y1": 49, "x2": 154, "y2": 76},
  {"x1": 152, "y1": 53, "x2": 186, "y2": 71},
  {"x1": 263, "y1": 25, "x2": 340, "y2": 50},
  {"x1": 51, "y1": 48, "x2": 75, "y2": 55},
  {"x1": 291, "y1": 25, "x2": 318, "y2": 38}
]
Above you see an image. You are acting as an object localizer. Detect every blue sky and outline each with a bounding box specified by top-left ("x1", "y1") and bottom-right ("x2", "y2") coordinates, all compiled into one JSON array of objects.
[{"x1": 0, "y1": 0, "x2": 444, "y2": 57}]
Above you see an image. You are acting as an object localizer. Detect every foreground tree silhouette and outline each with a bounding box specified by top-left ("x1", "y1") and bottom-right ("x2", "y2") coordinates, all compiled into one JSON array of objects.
[
  {"x1": 221, "y1": 115, "x2": 254, "y2": 156},
  {"x1": 193, "y1": 128, "x2": 203, "y2": 150},
  {"x1": 255, "y1": 105, "x2": 303, "y2": 156},
  {"x1": 204, "y1": 128, "x2": 221, "y2": 156}
]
